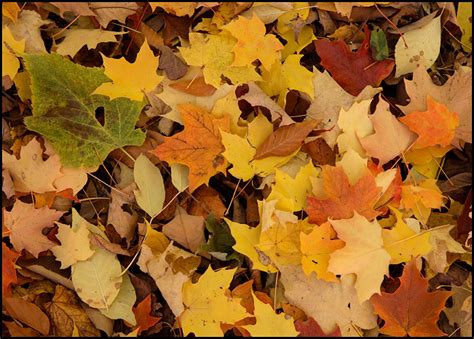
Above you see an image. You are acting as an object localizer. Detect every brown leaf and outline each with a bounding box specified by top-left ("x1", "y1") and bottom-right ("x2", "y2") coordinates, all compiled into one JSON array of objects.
[
  {"x1": 295, "y1": 317, "x2": 341, "y2": 337},
  {"x1": 45, "y1": 284, "x2": 100, "y2": 337},
  {"x1": 188, "y1": 185, "x2": 226, "y2": 219},
  {"x1": 162, "y1": 206, "x2": 205, "y2": 253},
  {"x1": 139, "y1": 22, "x2": 164, "y2": 49},
  {"x1": 2, "y1": 243, "x2": 19, "y2": 296},
  {"x1": 157, "y1": 45, "x2": 188, "y2": 80},
  {"x1": 90, "y1": 233, "x2": 131, "y2": 256},
  {"x1": 50, "y1": 2, "x2": 96, "y2": 17},
  {"x1": 254, "y1": 120, "x2": 318, "y2": 160},
  {"x1": 107, "y1": 183, "x2": 138, "y2": 244},
  {"x1": 169, "y1": 76, "x2": 217, "y2": 96},
  {"x1": 163, "y1": 13, "x2": 192, "y2": 46},
  {"x1": 301, "y1": 138, "x2": 336, "y2": 166},
  {"x1": 370, "y1": 260, "x2": 452, "y2": 336},
  {"x1": 109, "y1": 130, "x2": 164, "y2": 167},
  {"x1": 3, "y1": 296, "x2": 50, "y2": 335},
  {"x1": 88, "y1": 2, "x2": 139, "y2": 28},
  {"x1": 4, "y1": 321, "x2": 40, "y2": 337}
]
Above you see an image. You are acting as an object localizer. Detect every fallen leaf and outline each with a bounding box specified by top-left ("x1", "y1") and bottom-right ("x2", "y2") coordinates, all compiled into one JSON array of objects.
[
  {"x1": 457, "y1": 2, "x2": 472, "y2": 51},
  {"x1": 295, "y1": 317, "x2": 341, "y2": 337},
  {"x1": 150, "y1": 2, "x2": 197, "y2": 16},
  {"x1": 169, "y1": 76, "x2": 216, "y2": 96},
  {"x1": 2, "y1": 243, "x2": 19, "y2": 296},
  {"x1": 370, "y1": 259, "x2": 452, "y2": 336},
  {"x1": 7, "y1": 10, "x2": 52, "y2": 53},
  {"x1": 314, "y1": 26, "x2": 394, "y2": 96},
  {"x1": 3, "y1": 296, "x2": 50, "y2": 335},
  {"x1": 188, "y1": 185, "x2": 226, "y2": 219},
  {"x1": 132, "y1": 294, "x2": 160, "y2": 334},
  {"x1": 4, "y1": 200, "x2": 64, "y2": 257},
  {"x1": 2, "y1": 26, "x2": 25, "y2": 80},
  {"x1": 3, "y1": 321, "x2": 40, "y2": 337},
  {"x1": 50, "y1": 2, "x2": 96, "y2": 17},
  {"x1": 400, "y1": 178, "x2": 444, "y2": 224},
  {"x1": 162, "y1": 206, "x2": 205, "y2": 253},
  {"x1": 55, "y1": 29, "x2": 124, "y2": 57},
  {"x1": 107, "y1": 183, "x2": 138, "y2": 244},
  {"x1": 99, "y1": 273, "x2": 137, "y2": 326},
  {"x1": 133, "y1": 153, "x2": 165, "y2": 217},
  {"x1": 2, "y1": 2, "x2": 21, "y2": 23},
  {"x1": 201, "y1": 214, "x2": 237, "y2": 261},
  {"x1": 152, "y1": 103, "x2": 231, "y2": 192},
  {"x1": 88, "y1": 2, "x2": 139, "y2": 28}
]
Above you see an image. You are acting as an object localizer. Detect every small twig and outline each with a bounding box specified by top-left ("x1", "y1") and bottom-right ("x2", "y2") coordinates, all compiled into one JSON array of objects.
[
  {"x1": 374, "y1": 4, "x2": 408, "y2": 48},
  {"x1": 52, "y1": 15, "x2": 82, "y2": 38}
]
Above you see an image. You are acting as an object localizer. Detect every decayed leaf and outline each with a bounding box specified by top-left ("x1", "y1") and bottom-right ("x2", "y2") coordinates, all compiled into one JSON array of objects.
[
  {"x1": 399, "y1": 96, "x2": 459, "y2": 149},
  {"x1": 107, "y1": 182, "x2": 138, "y2": 243},
  {"x1": 7, "y1": 10, "x2": 52, "y2": 53},
  {"x1": 254, "y1": 120, "x2": 318, "y2": 160},
  {"x1": 314, "y1": 26, "x2": 394, "y2": 96},
  {"x1": 162, "y1": 206, "x2": 205, "y2": 253},
  {"x1": 360, "y1": 99, "x2": 417, "y2": 166},
  {"x1": 45, "y1": 284, "x2": 100, "y2": 337},
  {"x1": 4, "y1": 200, "x2": 64, "y2": 257},
  {"x1": 133, "y1": 294, "x2": 160, "y2": 334},
  {"x1": 152, "y1": 103, "x2": 231, "y2": 192},
  {"x1": 222, "y1": 14, "x2": 283, "y2": 69},
  {"x1": 243, "y1": 291, "x2": 299, "y2": 336},
  {"x1": 424, "y1": 225, "x2": 466, "y2": 274},
  {"x1": 398, "y1": 65, "x2": 472, "y2": 146},
  {"x1": 180, "y1": 266, "x2": 249, "y2": 336},
  {"x1": 71, "y1": 248, "x2": 123, "y2": 309},
  {"x1": 306, "y1": 165, "x2": 381, "y2": 225},
  {"x1": 133, "y1": 154, "x2": 165, "y2": 217},
  {"x1": 55, "y1": 29, "x2": 124, "y2": 57},
  {"x1": 2, "y1": 243, "x2": 19, "y2": 296},
  {"x1": 370, "y1": 260, "x2": 452, "y2": 336},
  {"x1": 23, "y1": 53, "x2": 145, "y2": 168},
  {"x1": 279, "y1": 265, "x2": 377, "y2": 336},
  {"x1": 394, "y1": 13, "x2": 441, "y2": 77},
  {"x1": 300, "y1": 222, "x2": 344, "y2": 282},
  {"x1": 328, "y1": 212, "x2": 391, "y2": 302},
  {"x1": 51, "y1": 209, "x2": 95, "y2": 269},
  {"x1": 3, "y1": 296, "x2": 51, "y2": 335}
]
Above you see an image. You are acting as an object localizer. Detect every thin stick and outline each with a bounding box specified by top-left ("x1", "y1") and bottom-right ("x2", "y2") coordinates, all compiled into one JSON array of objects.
[
  {"x1": 225, "y1": 179, "x2": 241, "y2": 215},
  {"x1": 374, "y1": 4, "x2": 408, "y2": 48},
  {"x1": 52, "y1": 15, "x2": 82, "y2": 38}
]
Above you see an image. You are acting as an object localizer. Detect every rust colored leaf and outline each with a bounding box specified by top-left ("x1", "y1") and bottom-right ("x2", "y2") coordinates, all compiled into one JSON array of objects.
[
  {"x1": 169, "y1": 76, "x2": 217, "y2": 96},
  {"x1": 2, "y1": 243, "x2": 19, "y2": 296},
  {"x1": 314, "y1": 27, "x2": 394, "y2": 96},
  {"x1": 151, "y1": 103, "x2": 231, "y2": 192},
  {"x1": 301, "y1": 138, "x2": 336, "y2": 166},
  {"x1": 188, "y1": 185, "x2": 226, "y2": 219},
  {"x1": 306, "y1": 166, "x2": 381, "y2": 224},
  {"x1": 295, "y1": 317, "x2": 341, "y2": 337},
  {"x1": 3, "y1": 296, "x2": 50, "y2": 335},
  {"x1": 4, "y1": 321, "x2": 40, "y2": 337},
  {"x1": 254, "y1": 120, "x2": 319, "y2": 160},
  {"x1": 370, "y1": 260, "x2": 452, "y2": 336},
  {"x1": 133, "y1": 294, "x2": 161, "y2": 334}
]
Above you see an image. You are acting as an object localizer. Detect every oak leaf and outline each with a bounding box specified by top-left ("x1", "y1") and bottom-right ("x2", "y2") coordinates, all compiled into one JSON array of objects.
[
  {"x1": 306, "y1": 166, "x2": 381, "y2": 225},
  {"x1": 133, "y1": 294, "x2": 160, "y2": 334},
  {"x1": 370, "y1": 259, "x2": 452, "y2": 336},
  {"x1": 152, "y1": 103, "x2": 231, "y2": 192},
  {"x1": 399, "y1": 96, "x2": 459, "y2": 149},
  {"x1": 4, "y1": 200, "x2": 64, "y2": 257},
  {"x1": 314, "y1": 26, "x2": 394, "y2": 96},
  {"x1": 2, "y1": 243, "x2": 19, "y2": 296}
]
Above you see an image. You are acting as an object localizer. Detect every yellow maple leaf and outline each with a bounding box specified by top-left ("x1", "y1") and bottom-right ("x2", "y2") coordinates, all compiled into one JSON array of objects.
[
  {"x1": 403, "y1": 145, "x2": 452, "y2": 179},
  {"x1": 328, "y1": 212, "x2": 391, "y2": 302},
  {"x1": 382, "y1": 208, "x2": 432, "y2": 264},
  {"x1": 152, "y1": 104, "x2": 231, "y2": 192},
  {"x1": 2, "y1": 26, "x2": 25, "y2": 79},
  {"x1": 223, "y1": 14, "x2": 283, "y2": 70},
  {"x1": 94, "y1": 41, "x2": 163, "y2": 101},
  {"x1": 243, "y1": 291, "x2": 299, "y2": 336},
  {"x1": 400, "y1": 179, "x2": 444, "y2": 224},
  {"x1": 280, "y1": 25, "x2": 316, "y2": 59},
  {"x1": 267, "y1": 161, "x2": 320, "y2": 212},
  {"x1": 300, "y1": 222, "x2": 344, "y2": 282},
  {"x1": 180, "y1": 266, "x2": 249, "y2": 336},
  {"x1": 180, "y1": 32, "x2": 261, "y2": 88},
  {"x1": 149, "y1": 2, "x2": 197, "y2": 16},
  {"x1": 225, "y1": 218, "x2": 277, "y2": 273}
]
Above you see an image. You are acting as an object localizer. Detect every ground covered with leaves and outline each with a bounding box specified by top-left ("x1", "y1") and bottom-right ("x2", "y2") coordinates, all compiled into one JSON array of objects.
[{"x1": 1, "y1": 1, "x2": 473, "y2": 337}]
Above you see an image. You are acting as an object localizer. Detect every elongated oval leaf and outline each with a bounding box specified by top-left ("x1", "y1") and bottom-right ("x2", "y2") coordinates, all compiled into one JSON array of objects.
[
  {"x1": 23, "y1": 53, "x2": 145, "y2": 168},
  {"x1": 71, "y1": 248, "x2": 122, "y2": 309},
  {"x1": 99, "y1": 273, "x2": 137, "y2": 326},
  {"x1": 134, "y1": 154, "x2": 165, "y2": 217}
]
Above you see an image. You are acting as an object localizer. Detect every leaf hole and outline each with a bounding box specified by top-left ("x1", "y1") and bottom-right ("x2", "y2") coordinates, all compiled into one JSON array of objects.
[{"x1": 95, "y1": 106, "x2": 105, "y2": 126}]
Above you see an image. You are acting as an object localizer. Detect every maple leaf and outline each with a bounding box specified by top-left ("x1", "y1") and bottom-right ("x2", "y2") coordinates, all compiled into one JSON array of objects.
[
  {"x1": 4, "y1": 200, "x2": 64, "y2": 257},
  {"x1": 400, "y1": 178, "x2": 444, "y2": 224},
  {"x1": 152, "y1": 103, "x2": 230, "y2": 192},
  {"x1": 179, "y1": 32, "x2": 261, "y2": 88},
  {"x1": 370, "y1": 260, "x2": 452, "y2": 336},
  {"x1": 314, "y1": 26, "x2": 394, "y2": 96},
  {"x1": 150, "y1": 2, "x2": 197, "y2": 17},
  {"x1": 223, "y1": 14, "x2": 283, "y2": 70},
  {"x1": 133, "y1": 294, "x2": 160, "y2": 334},
  {"x1": 23, "y1": 53, "x2": 145, "y2": 168},
  {"x1": 328, "y1": 212, "x2": 391, "y2": 302},
  {"x1": 306, "y1": 165, "x2": 381, "y2": 225},
  {"x1": 300, "y1": 222, "x2": 344, "y2": 282},
  {"x1": 2, "y1": 243, "x2": 19, "y2": 297},
  {"x1": 295, "y1": 317, "x2": 341, "y2": 337},
  {"x1": 94, "y1": 40, "x2": 163, "y2": 101},
  {"x1": 360, "y1": 99, "x2": 417, "y2": 166},
  {"x1": 180, "y1": 266, "x2": 249, "y2": 336},
  {"x1": 399, "y1": 96, "x2": 459, "y2": 149},
  {"x1": 50, "y1": 2, "x2": 96, "y2": 17},
  {"x1": 55, "y1": 29, "x2": 125, "y2": 57},
  {"x1": 243, "y1": 291, "x2": 299, "y2": 336}
]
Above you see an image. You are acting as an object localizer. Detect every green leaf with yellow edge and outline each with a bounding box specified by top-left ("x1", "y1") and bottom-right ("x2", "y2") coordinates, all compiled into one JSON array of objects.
[
  {"x1": 300, "y1": 222, "x2": 344, "y2": 282},
  {"x1": 267, "y1": 161, "x2": 320, "y2": 212},
  {"x1": 180, "y1": 266, "x2": 249, "y2": 336},
  {"x1": 23, "y1": 53, "x2": 145, "y2": 168},
  {"x1": 179, "y1": 32, "x2": 261, "y2": 88},
  {"x1": 243, "y1": 290, "x2": 299, "y2": 336},
  {"x1": 225, "y1": 218, "x2": 277, "y2": 273},
  {"x1": 382, "y1": 207, "x2": 432, "y2": 264}
]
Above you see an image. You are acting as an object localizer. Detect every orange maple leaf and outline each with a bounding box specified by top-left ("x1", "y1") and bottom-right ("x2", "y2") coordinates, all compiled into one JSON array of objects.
[
  {"x1": 399, "y1": 96, "x2": 459, "y2": 149},
  {"x1": 133, "y1": 294, "x2": 161, "y2": 334},
  {"x1": 370, "y1": 259, "x2": 452, "y2": 336},
  {"x1": 151, "y1": 104, "x2": 231, "y2": 192},
  {"x1": 306, "y1": 166, "x2": 381, "y2": 224},
  {"x1": 2, "y1": 243, "x2": 19, "y2": 297}
]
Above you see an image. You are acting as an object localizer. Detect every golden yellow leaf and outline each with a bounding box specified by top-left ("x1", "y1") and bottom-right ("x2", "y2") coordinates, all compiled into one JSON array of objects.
[
  {"x1": 400, "y1": 179, "x2": 444, "y2": 224},
  {"x1": 2, "y1": 26, "x2": 25, "y2": 79}
]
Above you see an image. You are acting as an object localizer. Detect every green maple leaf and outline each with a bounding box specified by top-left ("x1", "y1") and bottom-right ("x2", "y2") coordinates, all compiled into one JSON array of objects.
[{"x1": 23, "y1": 53, "x2": 145, "y2": 168}]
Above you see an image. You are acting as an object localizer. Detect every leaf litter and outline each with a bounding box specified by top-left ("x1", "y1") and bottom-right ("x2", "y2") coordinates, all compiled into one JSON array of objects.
[{"x1": 1, "y1": 1, "x2": 472, "y2": 337}]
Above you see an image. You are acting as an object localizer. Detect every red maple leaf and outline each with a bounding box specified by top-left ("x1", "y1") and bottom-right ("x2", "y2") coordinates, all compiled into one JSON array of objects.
[{"x1": 133, "y1": 294, "x2": 161, "y2": 334}]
